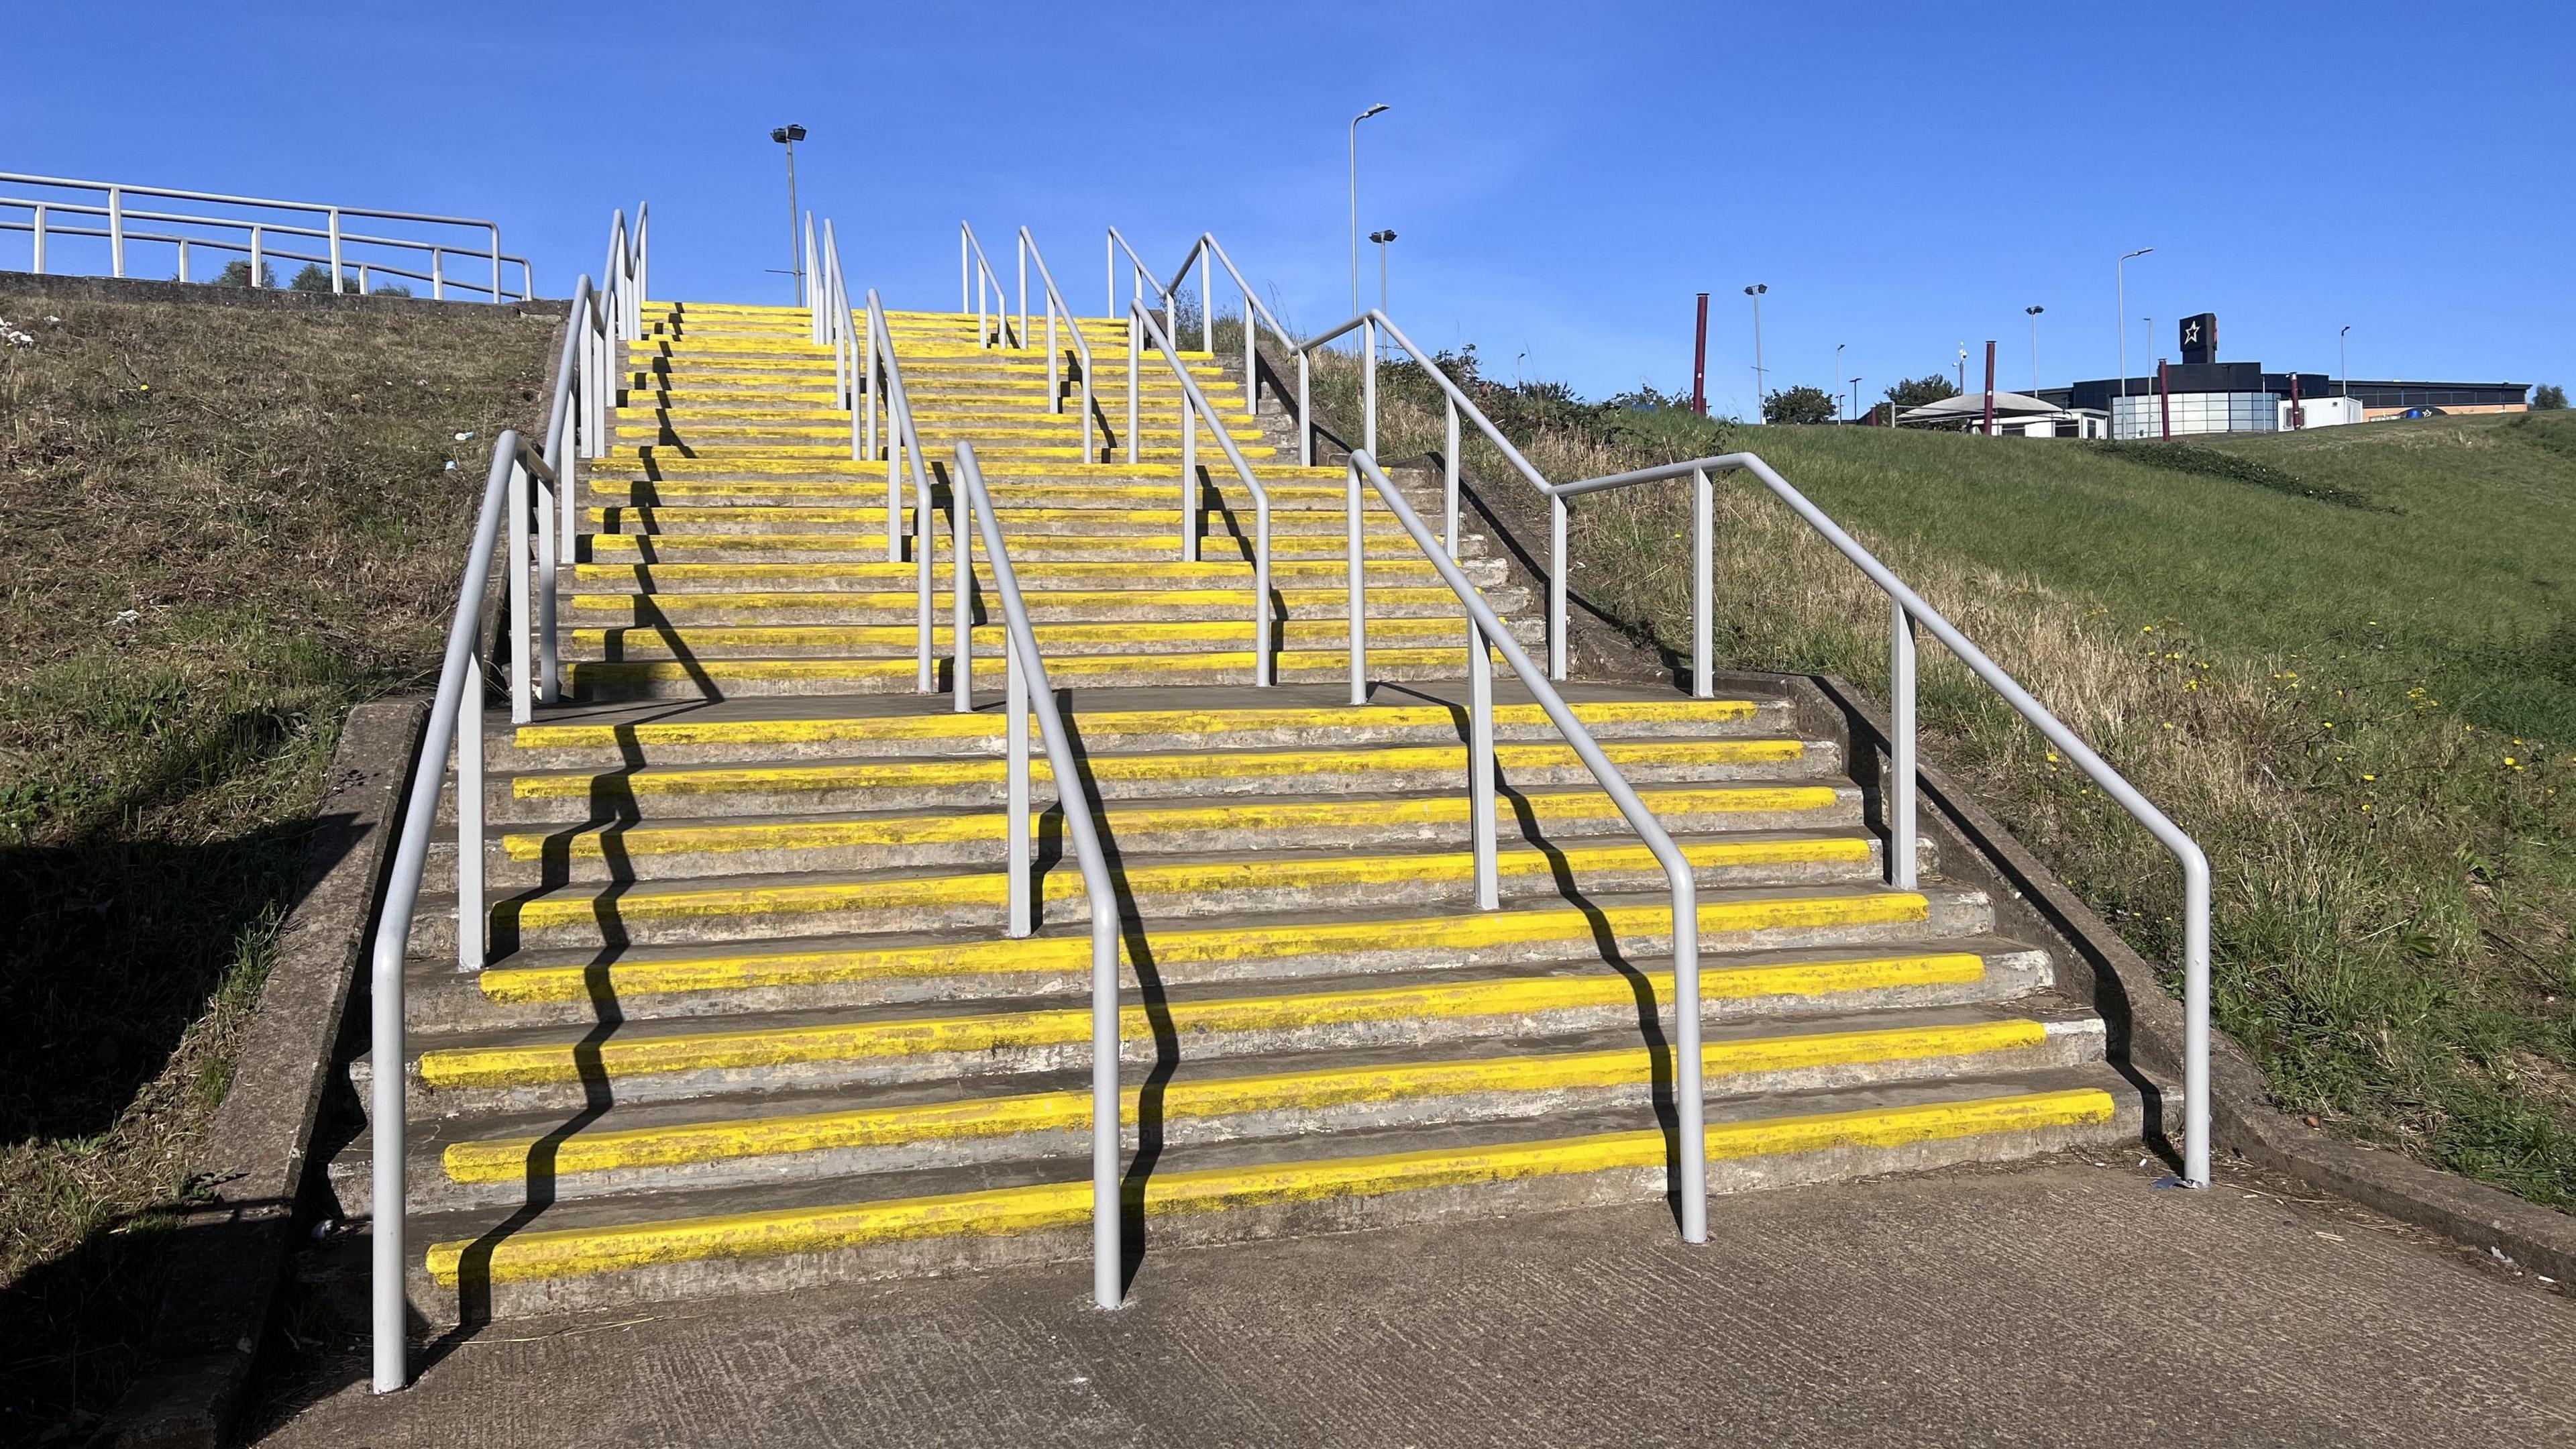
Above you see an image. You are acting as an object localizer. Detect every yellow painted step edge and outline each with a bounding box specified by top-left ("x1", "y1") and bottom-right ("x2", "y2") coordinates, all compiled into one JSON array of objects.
[
  {"x1": 512, "y1": 699, "x2": 1758, "y2": 751},
  {"x1": 425, "y1": 1089, "x2": 2115, "y2": 1285},
  {"x1": 427, "y1": 946, "x2": 1972, "y2": 1091},
  {"x1": 476, "y1": 891, "x2": 1933, "y2": 1006},
  {"x1": 442, "y1": 1018, "x2": 2049, "y2": 1183}
]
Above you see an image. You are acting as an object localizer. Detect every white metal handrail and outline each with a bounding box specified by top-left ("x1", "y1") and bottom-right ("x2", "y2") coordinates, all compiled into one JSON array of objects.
[
  {"x1": 1343, "y1": 447, "x2": 1710, "y2": 1243},
  {"x1": 1153, "y1": 232, "x2": 1295, "y2": 423},
  {"x1": 1015, "y1": 227, "x2": 1099, "y2": 461},
  {"x1": 1105, "y1": 225, "x2": 1175, "y2": 343},
  {"x1": 1127, "y1": 301, "x2": 1276, "y2": 685},
  {"x1": 861, "y1": 289, "x2": 941, "y2": 692},
  {"x1": 950, "y1": 441, "x2": 1128, "y2": 1309},
  {"x1": 1, "y1": 170, "x2": 533, "y2": 299},
  {"x1": 1550, "y1": 449, "x2": 2216, "y2": 1188},
  {"x1": 958, "y1": 221, "x2": 1022, "y2": 350}
]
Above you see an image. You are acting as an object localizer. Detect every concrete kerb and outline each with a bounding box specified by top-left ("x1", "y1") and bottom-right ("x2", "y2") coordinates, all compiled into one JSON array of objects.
[{"x1": 109, "y1": 698, "x2": 427, "y2": 1449}]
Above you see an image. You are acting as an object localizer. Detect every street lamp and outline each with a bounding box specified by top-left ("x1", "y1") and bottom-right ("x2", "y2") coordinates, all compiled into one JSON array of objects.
[
  {"x1": 1834, "y1": 342, "x2": 1845, "y2": 419},
  {"x1": 2025, "y1": 305, "x2": 2045, "y2": 392},
  {"x1": 1368, "y1": 229, "x2": 1397, "y2": 359},
  {"x1": 1350, "y1": 103, "x2": 1389, "y2": 317},
  {"x1": 1849, "y1": 376, "x2": 1863, "y2": 425},
  {"x1": 1743, "y1": 284, "x2": 1766, "y2": 420},
  {"x1": 2116, "y1": 247, "x2": 2153, "y2": 419},
  {"x1": 2341, "y1": 325, "x2": 2352, "y2": 397},
  {"x1": 771, "y1": 124, "x2": 808, "y2": 305}
]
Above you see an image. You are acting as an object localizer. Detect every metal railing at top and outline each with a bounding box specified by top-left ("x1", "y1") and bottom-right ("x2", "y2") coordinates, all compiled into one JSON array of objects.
[
  {"x1": 1, "y1": 171, "x2": 534, "y2": 299},
  {"x1": 1106, "y1": 225, "x2": 1175, "y2": 344},
  {"x1": 958, "y1": 221, "x2": 1022, "y2": 349},
  {"x1": 1016, "y1": 228, "x2": 1099, "y2": 461},
  {"x1": 1124, "y1": 301, "x2": 1276, "y2": 684},
  {"x1": 857, "y1": 286, "x2": 941, "y2": 691},
  {"x1": 1550, "y1": 449, "x2": 2215, "y2": 1188},
  {"x1": 369, "y1": 205, "x2": 648, "y2": 1394},
  {"x1": 948, "y1": 440, "x2": 1128, "y2": 1308},
  {"x1": 1342, "y1": 447, "x2": 1711, "y2": 1243}
]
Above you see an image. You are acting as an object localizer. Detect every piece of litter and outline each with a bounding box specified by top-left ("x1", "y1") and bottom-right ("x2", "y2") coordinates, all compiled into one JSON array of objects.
[
  {"x1": 444, "y1": 461, "x2": 458, "y2": 472},
  {"x1": 311, "y1": 1218, "x2": 335, "y2": 1240},
  {"x1": 44, "y1": 315, "x2": 62, "y2": 326},
  {"x1": 113, "y1": 609, "x2": 140, "y2": 626},
  {"x1": 2540, "y1": 1276, "x2": 2558, "y2": 1285},
  {"x1": 2137, "y1": 1157, "x2": 2152, "y2": 1169},
  {"x1": 454, "y1": 431, "x2": 475, "y2": 441},
  {"x1": 2489, "y1": 1246, "x2": 2516, "y2": 1267},
  {"x1": 2314, "y1": 1231, "x2": 2345, "y2": 1242}
]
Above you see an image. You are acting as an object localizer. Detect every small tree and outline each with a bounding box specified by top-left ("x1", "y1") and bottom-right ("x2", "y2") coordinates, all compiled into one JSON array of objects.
[
  {"x1": 1762, "y1": 385, "x2": 1839, "y2": 425},
  {"x1": 1883, "y1": 374, "x2": 1962, "y2": 411},
  {"x1": 287, "y1": 263, "x2": 347, "y2": 293},
  {"x1": 208, "y1": 258, "x2": 278, "y2": 288},
  {"x1": 2535, "y1": 384, "x2": 2568, "y2": 411}
]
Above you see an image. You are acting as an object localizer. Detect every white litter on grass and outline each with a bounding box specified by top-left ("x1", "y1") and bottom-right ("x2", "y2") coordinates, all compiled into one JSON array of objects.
[
  {"x1": 444, "y1": 461, "x2": 459, "y2": 472},
  {"x1": 0, "y1": 317, "x2": 35, "y2": 347},
  {"x1": 44, "y1": 315, "x2": 62, "y2": 327},
  {"x1": 454, "y1": 431, "x2": 476, "y2": 441},
  {"x1": 2489, "y1": 1246, "x2": 2517, "y2": 1267},
  {"x1": 113, "y1": 609, "x2": 140, "y2": 626}
]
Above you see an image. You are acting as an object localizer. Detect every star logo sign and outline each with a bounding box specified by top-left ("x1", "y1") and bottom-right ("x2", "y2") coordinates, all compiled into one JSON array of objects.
[{"x1": 2184, "y1": 321, "x2": 2201, "y2": 344}]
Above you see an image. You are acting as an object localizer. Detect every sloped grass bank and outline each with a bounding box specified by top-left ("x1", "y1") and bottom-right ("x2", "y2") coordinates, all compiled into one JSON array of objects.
[
  {"x1": 0, "y1": 291, "x2": 549, "y2": 1438},
  {"x1": 1295, "y1": 341, "x2": 2576, "y2": 1212}
]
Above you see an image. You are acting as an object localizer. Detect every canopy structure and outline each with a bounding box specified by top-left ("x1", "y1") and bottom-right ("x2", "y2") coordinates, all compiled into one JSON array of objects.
[{"x1": 1897, "y1": 390, "x2": 2070, "y2": 427}]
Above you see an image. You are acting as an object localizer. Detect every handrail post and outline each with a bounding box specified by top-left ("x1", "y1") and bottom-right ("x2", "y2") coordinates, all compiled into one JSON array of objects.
[
  {"x1": 1254, "y1": 494, "x2": 1274, "y2": 688},
  {"x1": 1200, "y1": 241, "x2": 1214, "y2": 354},
  {"x1": 1241, "y1": 280, "x2": 1256, "y2": 417},
  {"x1": 507, "y1": 460, "x2": 531, "y2": 725},
  {"x1": 327, "y1": 207, "x2": 342, "y2": 293},
  {"x1": 1444, "y1": 398, "x2": 1462, "y2": 560},
  {"x1": 1017, "y1": 231, "x2": 1028, "y2": 349},
  {"x1": 1548, "y1": 493, "x2": 1569, "y2": 680},
  {"x1": 1048, "y1": 306, "x2": 1062, "y2": 415},
  {"x1": 1674, "y1": 884, "x2": 1707, "y2": 1244},
  {"x1": 2185, "y1": 864, "x2": 2212, "y2": 1189},
  {"x1": 431, "y1": 245, "x2": 444, "y2": 301},
  {"x1": 30, "y1": 203, "x2": 47, "y2": 274},
  {"x1": 490, "y1": 229, "x2": 502, "y2": 309},
  {"x1": 1126, "y1": 307, "x2": 1141, "y2": 466},
  {"x1": 1346, "y1": 460, "x2": 1367, "y2": 706},
  {"x1": 1298, "y1": 352, "x2": 1312, "y2": 467},
  {"x1": 108, "y1": 186, "x2": 124, "y2": 276},
  {"x1": 1006, "y1": 641, "x2": 1032, "y2": 937},
  {"x1": 953, "y1": 464, "x2": 974, "y2": 713},
  {"x1": 1362, "y1": 317, "x2": 1378, "y2": 457},
  {"x1": 961, "y1": 225, "x2": 970, "y2": 312},
  {"x1": 1889, "y1": 598, "x2": 1918, "y2": 889},
  {"x1": 1179, "y1": 392, "x2": 1198, "y2": 564},
  {"x1": 457, "y1": 681, "x2": 485, "y2": 972},
  {"x1": 1692, "y1": 467, "x2": 1713, "y2": 699},
  {"x1": 1468, "y1": 612, "x2": 1497, "y2": 909},
  {"x1": 537, "y1": 462, "x2": 559, "y2": 705}
]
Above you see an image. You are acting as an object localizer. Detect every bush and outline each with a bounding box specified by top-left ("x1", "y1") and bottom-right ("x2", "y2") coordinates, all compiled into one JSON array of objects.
[
  {"x1": 1762, "y1": 385, "x2": 1839, "y2": 425},
  {"x1": 207, "y1": 259, "x2": 278, "y2": 288},
  {"x1": 286, "y1": 264, "x2": 343, "y2": 293},
  {"x1": 370, "y1": 283, "x2": 413, "y2": 298},
  {"x1": 2535, "y1": 384, "x2": 2567, "y2": 411}
]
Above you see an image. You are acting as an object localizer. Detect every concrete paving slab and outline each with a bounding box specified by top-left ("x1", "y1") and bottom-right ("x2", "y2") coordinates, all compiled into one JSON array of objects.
[{"x1": 254, "y1": 1157, "x2": 2575, "y2": 1448}]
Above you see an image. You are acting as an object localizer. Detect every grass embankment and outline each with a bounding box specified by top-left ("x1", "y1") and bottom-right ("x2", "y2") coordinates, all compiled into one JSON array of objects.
[
  {"x1": 0, "y1": 293, "x2": 549, "y2": 1440},
  {"x1": 1293, "y1": 339, "x2": 2576, "y2": 1211}
]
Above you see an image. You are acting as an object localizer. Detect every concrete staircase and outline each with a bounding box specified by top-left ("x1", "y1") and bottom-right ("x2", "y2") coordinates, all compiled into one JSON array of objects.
[{"x1": 338, "y1": 300, "x2": 2139, "y2": 1323}]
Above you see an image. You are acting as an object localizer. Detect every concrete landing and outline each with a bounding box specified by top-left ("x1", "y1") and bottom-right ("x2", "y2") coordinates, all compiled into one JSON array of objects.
[{"x1": 254, "y1": 1157, "x2": 2574, "y2": 1447}]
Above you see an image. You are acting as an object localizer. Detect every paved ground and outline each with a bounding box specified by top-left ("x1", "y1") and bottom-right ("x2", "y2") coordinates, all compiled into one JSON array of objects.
[{"x1": 255, "y1": 1156, "x2": 2575, "y2": 1448}]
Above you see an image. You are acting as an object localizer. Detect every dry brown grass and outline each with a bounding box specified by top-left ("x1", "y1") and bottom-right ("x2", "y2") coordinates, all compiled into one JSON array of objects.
[{"x1": 0, "y1": 289, "x2": 551, "y2": 1440}]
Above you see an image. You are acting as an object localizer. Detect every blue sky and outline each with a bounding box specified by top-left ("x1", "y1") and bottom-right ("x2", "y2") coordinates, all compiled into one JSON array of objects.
[{"x1": 9, "y1": 2, "x2": 2569, "y2": 414}]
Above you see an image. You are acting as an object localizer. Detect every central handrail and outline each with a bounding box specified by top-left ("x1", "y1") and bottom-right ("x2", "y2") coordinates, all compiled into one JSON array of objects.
[
  {"x1": 1016, "y1": 227, "x2": 1098, "y2": 461},
  {"x1": 1165, "y1": 232, "x2": 1295, "y2": 422},
  {"x1": 861, "y1": 288, "x2": 939, "y2": 692},
  {"x1": 950, "y1": 440, "x2": 1128, "y2": 1311},
  {"x1": 1127, "y1": 301, "x2": 1277, "y2": 685},
  {"x1": 959, "y1": 221, "x2": 1022, "y2": 350},
  {"x1": 1105, "y1": 225, "x2": 1174, "y2": 341},
  {"x1": 1343, "y1": 447, "x2": 1709, "y2": 1243}
]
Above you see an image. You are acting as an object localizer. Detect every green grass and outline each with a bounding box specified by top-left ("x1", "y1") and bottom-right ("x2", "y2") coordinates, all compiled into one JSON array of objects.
[
  {"x1": 0, "y1": 291, "x2": 551, "y2": 1439},
  {"x1": 1295, "y1": 340, "x2": 2576, "y2": 1214}
]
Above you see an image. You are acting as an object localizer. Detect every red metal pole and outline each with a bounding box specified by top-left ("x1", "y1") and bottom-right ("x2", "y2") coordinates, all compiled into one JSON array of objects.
[
  {"x1": 2289, "y1": 371, "x2": 2303, "y2": 430},
  {"x1": 1690, "y1": 293, "x2": 1709, "y2": 416},
  {"x1": 2158, "y1": 359, "x2": 2172, "y2": 439},
  {"x1": 1981, "y1": 339, "x2": 1996, "y2": 436}
]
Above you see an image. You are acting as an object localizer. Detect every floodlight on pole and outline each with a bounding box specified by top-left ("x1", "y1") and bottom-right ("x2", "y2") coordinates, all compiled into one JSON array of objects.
[
  {"x1": 2340, "y1": 325, "x2": 2351, "y2": 397},
  {"x1": 771, "y1": 124, "x2": 808, "y2": 305},
  {"x1": 1834, "y1": 343, "x2": 1845, "y2": 420},
  {"x1": 2025, "y1": 305, "x2": 2045, "y2": 392},
  {"x1": 2117, "y1": 248, "x2": 2152, "y2": 418},
  {"x1": 1350, "y1": 103, "x2": 1390, "y2": 317},
  {"x1": 1743, "y1": 284, "x2": 1766, "y2": 420}
]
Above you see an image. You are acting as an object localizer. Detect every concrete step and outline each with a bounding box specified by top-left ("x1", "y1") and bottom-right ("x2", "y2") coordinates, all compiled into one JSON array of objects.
[
  {"x1": 576, "y1": 532, "x2": 1462, "y2": 564},
  {"x1": 339, "y1": 1002, "x2": 2104, "y2": 1216},
  {"x1": 377, "y1": 1067, "x2": 2136, "y2": 1322},
  {"x1": 424, "y1": 780, "x2": 1866, "y2": 890},
  {"x1": 492, "y1": 689, "x2": 1799, "y2": 769},
  {"x1": 407, "y1": 828, "x2": 1902, "y2": 956},
  {"x1": 582, "y1": 459, "x2": 1350, "y2": 484},
  {"x1": 583, "y1": 502, "x2": 1410, "y2": 533},
  {"x1": 582, "y1": 475, "x2": 1352, "y2": 504},
  {"x1": 564, "y1": 643, "x2": 1509, "y2": 698},
  {"x1": 557, "y1": 615, "x2": 1542, "y2": 663},
  {"x1": 478, "y1": 735, "x2": 1840, "y2": 822},
  {"x1": 406, "y1": 889, "x2": 2010, "y2": 1032}
]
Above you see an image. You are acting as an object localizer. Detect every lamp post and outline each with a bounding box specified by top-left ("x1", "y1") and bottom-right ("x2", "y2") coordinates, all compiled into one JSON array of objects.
[
  {"x1": 2341, "y1": 325, "x2": 2351, "y2": 397},
  {"x1": 1368, "y1": 229, "x2": 1397, "y2": 360},
  {"x1": 1834, "y1": 342, "x2": 1845, "y2": 421},
  {"x1": 1849, "y1": 376, "x2": 1862, "y2": 425},
  {"x1": 2116, "y1": 246, "x2": 2153, "y2": 424},
  {"x1": 1350, "y1": 103, "x2": 1389, "y2": 317},
  {"x1": 2025, "y1": 305, "x2": 2045, "y2": 392},
  {"x1": 771, "y1": 124, "x2": 808, "y2": 305},
  {"x1": 1744, "y1": 284, "x2": 1766, "y2": 421}
]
